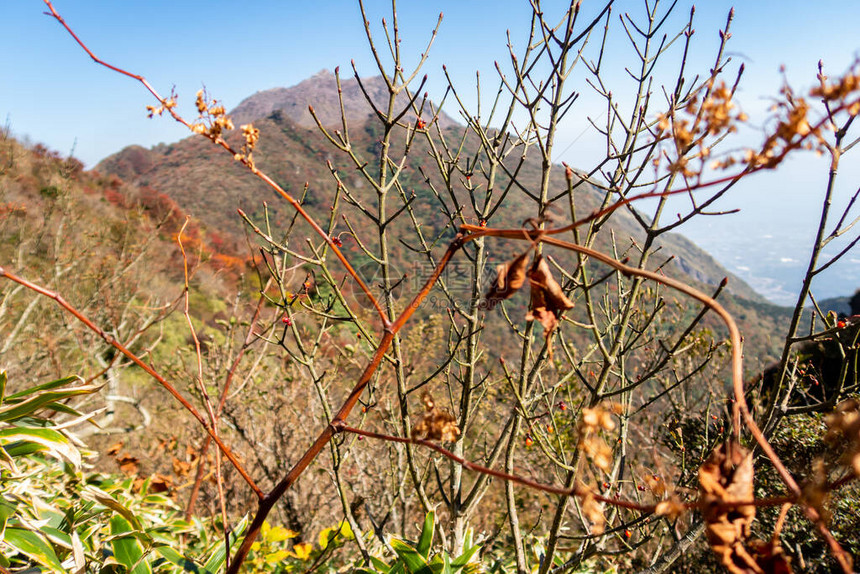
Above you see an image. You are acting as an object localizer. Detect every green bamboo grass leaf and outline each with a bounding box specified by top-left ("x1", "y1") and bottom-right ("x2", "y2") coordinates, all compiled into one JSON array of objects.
[
  {"x1": 370, "y1": 556, "x2": 392, "y2": 573},
  {"x1": 0, "y1": 381, "x2": 103, "y2": 423},
  {"x1": 81, "y1": 485, "x2": 142, "y2": 530},
  {"x1": 0, "y1": 497, "x2": 17, "y2": 538},
  {"x1": 416, "y1": 511, "x2": 435, "y2": 559},
  {"x1": 442, "y1": 552, "x2": 454, "y2": 574},
  {"x1": 0, "y1": 427, "x2": 81, "y2": 468},
  {"x1": 449, "y1": 542, "x2": 480, "y2": 570},
  {"x1": 109, "y1": 515, "x2": 152, "y2": 574},
  {"x1": 41, "y1": 526, "x2": 72, "y2": 551},
  {"x1": 43, "y1": 401, "x2": 85, "y2": 417},
  {"x1": 4, "y1": 375, "x2": 81, "y2": 400},
  {"x1": 2, "y1": 527, "x2": 65, "y2": 573},
  {"x1": 155, "y1": 546, "x2": 201, "y2": 572},
  {"x1": 0, "y1": 372, "x2": 6, "y2": 405},
  {"x1": 202, "y1": 514, "x2": 248, "y2": 574},
  {"x1": 390, "y1": 538, "x2": 435, "y2": 574}
]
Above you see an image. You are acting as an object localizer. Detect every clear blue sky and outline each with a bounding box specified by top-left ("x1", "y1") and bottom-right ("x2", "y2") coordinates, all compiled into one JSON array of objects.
[{"x1": 2, "y1": 1, "x2": 859, "y2": 303}]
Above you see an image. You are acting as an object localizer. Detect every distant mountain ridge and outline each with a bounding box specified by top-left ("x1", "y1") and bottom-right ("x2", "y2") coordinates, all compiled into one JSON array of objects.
[
  {"x1": 230, "y1": 69, "x2": 459, "y2": 131},
  {"x1": 97, "y1": 71, "x2": 766, "y2": 304}
]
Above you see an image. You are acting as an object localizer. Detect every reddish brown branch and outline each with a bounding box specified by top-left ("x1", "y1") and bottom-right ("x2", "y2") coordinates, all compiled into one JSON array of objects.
[{"x1": 335, "y1": 425, "x2": 814, "y2": 514}]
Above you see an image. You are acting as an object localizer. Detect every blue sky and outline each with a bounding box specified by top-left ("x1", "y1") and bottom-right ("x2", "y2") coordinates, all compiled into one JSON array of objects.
[{"x1": 2, "y1": 1, "x2": 860, "y2": 303}]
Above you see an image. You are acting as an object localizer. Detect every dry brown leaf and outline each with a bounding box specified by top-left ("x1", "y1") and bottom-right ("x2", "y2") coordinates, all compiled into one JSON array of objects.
[
  {"x1": 485, "y1": 250, "x2": 530, "y2": 309},
  {"x1": 105, "y1": 441, "x2": 124, "y2": 457},
  {"x1": 699, "y1": 441, "x2": 758, "y2": 574},
  {"x1": 117, "y1": 454, "x2": 140, "y2": 476},
  {"x1": 148, "y1": 473, "x2": 173, "y2": 493},
  {"x1": 172, "y1": 457, "x2": 193, "y2": 478},
  {"x1": 411, "y1": 393, "x2": 460, "y2": 443},
  {"x1": 655, "y1": 495, "x2": 686, "y2": 520},
  {"x1": 825, "y1": 398, "x2": 860, "y2": 476},
  {"x1": 747, "y1": 539, "x2": 794, "y2": 574},
  {"x1": 580, "y1": 486, "x2": 605, "y2": 535},
  {"x1": 525, "y1": 255, "x2": 574, "y2": 353}
]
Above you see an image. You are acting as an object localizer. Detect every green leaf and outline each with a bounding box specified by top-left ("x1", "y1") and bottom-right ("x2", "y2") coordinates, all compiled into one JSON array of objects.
[
  {"x1": 202, "y1": 514, "x2": 248, "y2": 574},
  {"x1": 42, "y1": 401, "x2": 85, "y2": 417},
  {"x1": 0, "y1": 426, "x2": 81, "y2": 468},
  {"x1": 81, "y1": 485, "x2": 142, "y2": 530},
  {"x1": 391, "y1": 538, "x2": 435, "y2": 574},
  {"x1": 450, "y1": 543, "x2": 480, "y2": 571},
  {"x1": 110, "y1": 515, "x2": 152, "y2": 574},
  {"x1": 156, "y1": 545, "x2": 201, "y2": 572},
  {"x1": 2, "y1": 527, "x2": 65, "y2": 573},
  {"x1": 0, "y1": 380, "x2": 102, "y2": 423},
  {"x1": 0, "y1": 371, "x2": 7, "y2": 405},
  {"x1": 442, "y1": 552, "x2": 454, "y2": 574},
  {"x1": 0, "y1": 497, "x2": 16, "y2": 537},
  {"x1": 450, "y1": 531, "x2": 480, "y2": 572},
  {"x1": 416, "y1": 511, "x2": 435, "y2": 559},
  {"x1": 41, "y1": 526, "x2": 72, "y2": 549},
  {"x1": 5, "y1": 375, "x2": 81, "y2": 400},
  {"x1": 370, "y1": 555, "x2": 392, "y2": 573}
]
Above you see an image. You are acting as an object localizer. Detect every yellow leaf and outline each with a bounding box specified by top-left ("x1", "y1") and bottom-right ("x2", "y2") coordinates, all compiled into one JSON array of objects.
[
  {"x1": 292, "y1": 542, "x2": 313, "y2": 561},
  {"x1": 318, "y1": 527, "x2": 334, "y2": 550},
  {"x1": 265, "y1": 549, "x2": 290, "y2": 564},
  {"x1": 268, "y1": 525, "x2": 299, "y2": 543},
  {"x1": 338, "y1": 520, "x2": 355, "y2": 541}
]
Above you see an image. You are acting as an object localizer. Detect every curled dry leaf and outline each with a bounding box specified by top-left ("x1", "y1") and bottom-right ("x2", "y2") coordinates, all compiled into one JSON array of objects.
[
  {"x1": 746, "y1": 539, "x2": 794, "y2": 574},
  {"x1": 411, "y1": 393, "x2": 460, "y2": 443},
  {"x1": 801, "y1": 459, "x2": 832, "y2": 524},
  {"x1": 655, "y1": 495, "x2": 686, "y2": 521},
  {"x1": 172, "y1": 457, "x2": 193, "y2": 478},
  {"x1": 116, "y1": 454, "x2": 140, "y2": 476},
  {"x1": 105, "y1": 441, "x2": 124, "y2": 457},
  {"x1": 825, "y1": 398, "x2": 860, "y2": 476},
  {"x1": 577, "y1": 405, "x2": 617, "y2": 473},
  {"x1": 699, "y1": 441, "x2": 763, "y2": 574},
  {"x1": 148, "y1": 472, "x2": 173, "y2": 493},
  {"x1": 485, "y1": 250, "x2": 530, "y2": 310},
  {"x1": 526, "y1": 255, "x2": 574, "y2": 352},
  {"x1": 580, "y1": 485, "x2": 606, "y2": 535}
]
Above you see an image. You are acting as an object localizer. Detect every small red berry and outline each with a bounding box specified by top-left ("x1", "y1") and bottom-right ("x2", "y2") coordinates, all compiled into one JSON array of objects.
[
  {"x1": 603, "y1": 482, "x2": 610, "y2": 489},
  {"x1": 332, "y1": 236, "x2": 343, "y2": 247},
  {"x1": 416, "y1": 118, "x2": 427, "y2": 129},
  {"x1": 281, "y1": 316, "x2": 292, "y2": 326},
  {"x1": 524, "y1": 435, "x2": 534, "y2": 447},
  {"x1": 837, "y1": 320, "x2": 846, "y2": 328},
  {"x1": 357, "y1": 435, "x2": 363, "y2": 441},
  {"x1": 557, "y1": 401, "x2": 567, "y2": 411},
  {"x1": 624, "y1": 529, "x2": 632, "y2": 539}
]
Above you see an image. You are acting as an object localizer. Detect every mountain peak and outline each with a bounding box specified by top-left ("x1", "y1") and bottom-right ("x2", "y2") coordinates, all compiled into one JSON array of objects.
[{"x1": 229, "y1": 71, "x2": 456, "y2": 130}]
